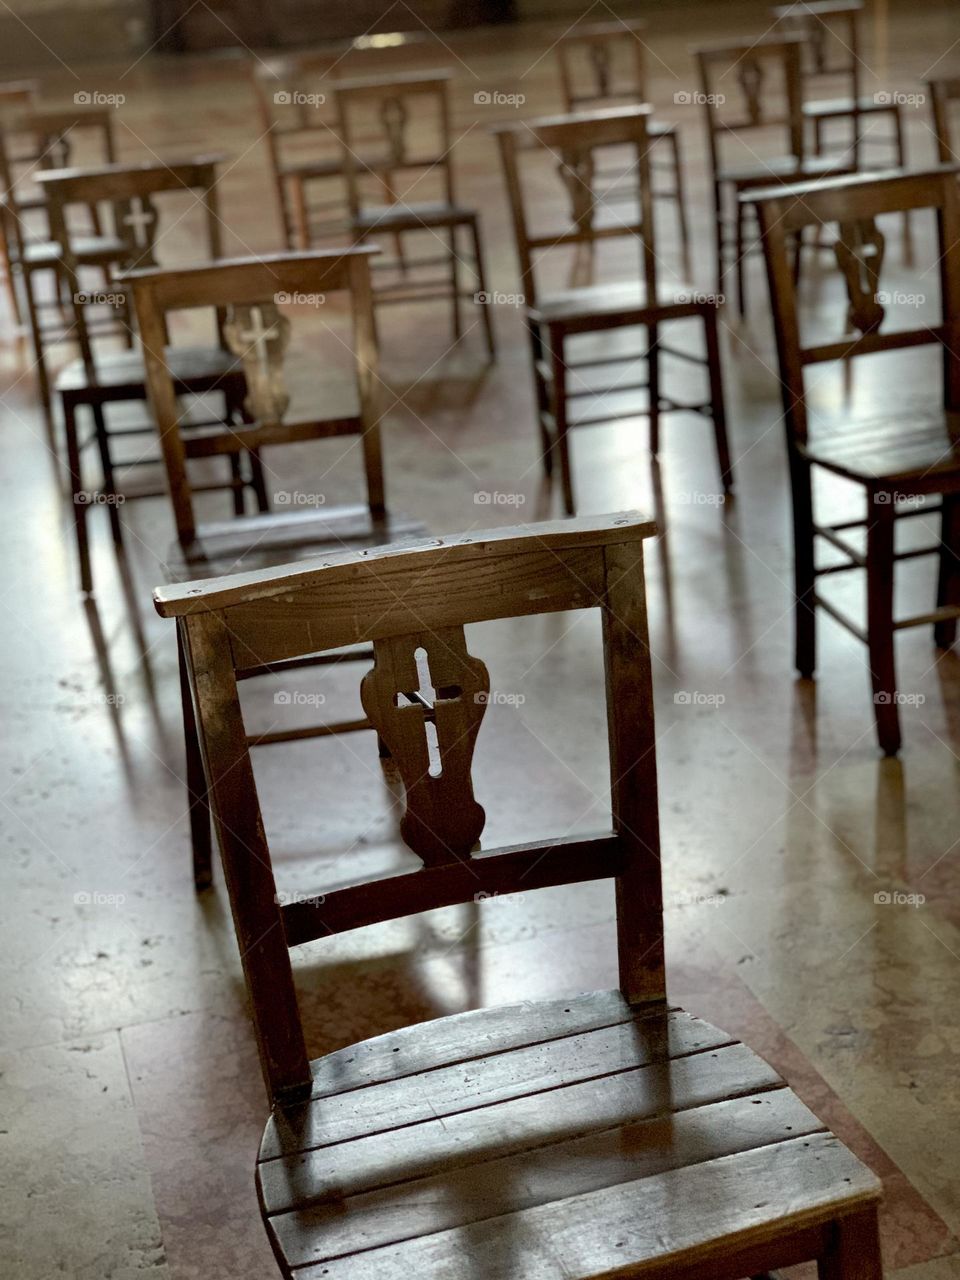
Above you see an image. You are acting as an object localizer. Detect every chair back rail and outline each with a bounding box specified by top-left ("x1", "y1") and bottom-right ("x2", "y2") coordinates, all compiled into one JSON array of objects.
[
  {"x1": 493, "y1": 105, "x2": 657, "y2": 311},
  {"x1": 750, "y1": 166, "x2": 960, "y2": 444},
  {"x1": 128, "y1": 247, "x2": 384, "y2": 546},
  {"x1": 161, "y1": 513, "x2": 662, "y2": 1102}
]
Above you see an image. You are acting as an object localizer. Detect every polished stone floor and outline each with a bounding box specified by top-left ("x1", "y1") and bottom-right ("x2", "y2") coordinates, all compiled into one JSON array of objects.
[{"x1": 1, "y1": 3, "x2": 959, "y2": 1277}]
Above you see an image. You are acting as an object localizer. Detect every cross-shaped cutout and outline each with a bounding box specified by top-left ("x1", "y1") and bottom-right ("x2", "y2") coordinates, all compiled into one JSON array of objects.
[
  {"x1": 393, "y1": 646, "x2": 462, "y2": 778},
  {"x1": 123, "y1": 196, "x2": 155, "y2": 247},
  {"x1": 238, "y1": 305, "x2": 282, "y2": 377}
]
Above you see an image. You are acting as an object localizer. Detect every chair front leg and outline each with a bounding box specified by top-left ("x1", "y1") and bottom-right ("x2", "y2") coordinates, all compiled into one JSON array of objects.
[
  {"x1": 791, "y1": 454, "x2": 816, "y2": 678},
  {"x1": 178, "y1": 627, "x2": 214, "y2": 891},
  {"x1": 64, "y1": 398, "x2": 92, "y2": 595},
  {"x1": 647, "y1": 321, "x2": 661, "y2": 458},
  {"x1": 934, "y1": 491, "x2": 960, "y2": 649},
  {"x1": 471, "y1": 217, "x2": 495, "y2": 359},
  {"x1": 666, "y1": 130, "x2": 692, "y2": 279},
  {"x1": 866, "y1": 493, "x2": 901, "y2": 755},
  {"x1": 703, "y1": 307, "x2": 733, "y2": 492},
  {"x1": 526, "y1": 316, "x2": 553, "y2": 474},
  {"x1": 549, "y1": 327, "x2": 575, "y2": 515}
]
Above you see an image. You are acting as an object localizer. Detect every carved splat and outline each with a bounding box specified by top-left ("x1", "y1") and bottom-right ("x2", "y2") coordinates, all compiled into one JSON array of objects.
[
  {"x1": 587, "y1": 42, "x2": 613, "y2": 99},
  {"x1": 223, "y1": 302, "x2": 291, "y2": 423},
  {"x1": 834, "y1": 218, "x2": 887, "y2": 335},
  {"x1": 558, "y1": 145, "x2": 597, "y2": 236},
  {"x1": 115, "y1": 193, "x2": 160, "y2": 269},
  {"x1": 380, "y1": 95, "x2": 409, "y2": 168},
  {"x1": 737, "y1": 56, "x2": 765, "y2": 125},
  {"x1": 360, "y1": 630, "x2": 489, "y2": 867},
  {"x1": 45, "y1": 129, "x2": 72, "y2": 170},
  {"x1": 807, "y1": 20, "x2": 829, "y2": 74}
]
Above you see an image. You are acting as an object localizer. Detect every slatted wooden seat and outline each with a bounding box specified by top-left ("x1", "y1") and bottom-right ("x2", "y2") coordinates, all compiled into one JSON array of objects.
[
  {"x1": 750, "y1": 166, "x2": 960, "y2": 754},
  {"x1": 494, "y1": 106, "x2": 731, "y2": 515},
  {"x1": 162, "y1": 513, "x2": 883, "y2": 1280},
  {"x1": 131, "y1": 246, "x2": 427, "y2": 887}
]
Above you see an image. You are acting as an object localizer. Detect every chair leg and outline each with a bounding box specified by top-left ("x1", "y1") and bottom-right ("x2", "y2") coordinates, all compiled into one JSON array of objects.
[
  {"x1": 471, "y1": 217, "x2": 495, "y2": 359},
  {"x1": 0, "y1": 222, "x2": 21, "y2": 328},
  {"x1": 712, "y1": 184, "x2": 725, "y2": 300},
  {"x1": 90, "y1": 403, "x2": 123, "y2": 547},
  {"x1": 817, "y1": 1206, "x2": 883, "y2": 1279},
  {"x1": 250, "y1": 448, "x2": 270, "y2": 513},
  {"x1": 64, "y1": 400, "x2": 93, "y2": 595},
  {"x1": 667, "y1": 131, "x2": 692, "y2": 280},
  {"x1": 549, "y1": 330, "x2": 575, "y2": 515},
  {"x1": 289, "y1": 175, "x2": 310, "y2": 250},
  {"x1": 447, "y1": 225, "x2": 462, "y2": 344},
  {"x1": 703, "y1": 308, "x2": 733, "y2": 492},
  {"x1": 791, "y1": 456, "x2": 816, "y2": 678},
  {"x1": 23, "y1": 264, "x2": 52, "y2": 411},
  {"x1": 934, "y1": 492, "x2": 960, "y2": 649},
  {"x1": 228, "y1": 452, "x2": 245, "y2": 516},
  {"x1": 527, "y1": 319, "x2": 553, "y2": 475},
  {"x1": 735, "y1": 196, "x2": 747, "y2": 319},
  {"x1": 647, "y1": 322, "x2": 661, "y2": 458},
  {"x1": 178, "y1": 628, "x2": 214, "y2": 891},
  {"x1": 866, "y1": 495, "x2": 901, "y2": 755}
]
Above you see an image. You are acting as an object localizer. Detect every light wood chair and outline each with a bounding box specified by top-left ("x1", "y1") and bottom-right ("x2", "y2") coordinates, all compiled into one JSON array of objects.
[
  {"x1": 555, "y1": 19, "x2": 691, "y2": 275},
  {"x1": 771, "y1": 1, "x2": 906, "y2": 171},
  {"x1": 0, "y1": 107, "x2": 119, "y2": 407},
  {"x1": 495, "y1": 105, "x2": 731, "y2": 515},
  {"x1": 159, "y1": 510, "x2": 884, "y2": 1279},
  {"x1": 751, "y1": 166, "x2": 960, "y2": 754},
  {"x1": 130, "y1": 247, "x2": 424, "y2": 887},
  {"x1": 928, "y1": 77, "x2": 960, "y2": 163},
  {"x1": 693, "y1": 35, "x2": 854, "y2": 317},
  {"x1": 38, "y1": 157, "x2": 254, "y2": 595},
  {"x1": 333, "y1": 70, "x2": 495, "y2": 357}
]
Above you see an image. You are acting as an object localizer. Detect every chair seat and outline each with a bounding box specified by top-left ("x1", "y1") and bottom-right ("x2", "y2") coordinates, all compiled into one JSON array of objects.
[
  {"x1": 354, "y1": 202, "x2": 476, "y2": 232},
  {"x1": 23, "y1": 233, "x2": 127, "y2": 267},
  {"x1": 532, "y1": 279, "x2": 709, "y2": 326},
  {"x1": 164, "y1": 504, "x2": 427, "y2": 582},
  {"x1": 803, "y1": 408, "x2": 960, "y2": 489},
  {"x1": 255, "y1": 990, "x2": 880, "y2": 1279},
  {"x1": 55, "y1": 344, "x2": 244, "y2": 398},
  {"x1": 804, "y1": 95, "x2": 902, "y2": 120},
  {"x1": 719, "y1": 153, "x2": 853, "y2": 188}
]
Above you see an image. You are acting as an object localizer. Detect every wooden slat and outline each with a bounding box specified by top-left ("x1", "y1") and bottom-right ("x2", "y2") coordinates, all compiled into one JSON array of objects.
[
  {"x1": 260, "y1": 1046, "x2": 791, "y2": 1216},
  {"x1": 281, "y1": 834, "x2": 622, "y2": 944},
  {"x1": 801, "y1": 326, "x2": 942, "y2": 365},
  {"x1": 291, "y1": 1132, "x2": 879, "y2": 1279},
  {"x1": 35, "y1": 157, "x2": 222, "y2": 202},
  {"x1": 259, "y1": 1009, "x2": 733, "y2": 1159},
  {"x1": 302, "y1": 989, "x2": 657, "y2": 1101},
  {"x1": 265, "y1": 1089, "x2": 820, "y2": 1264},
  {"x1": 182, "y1": 415, "x2": 362, "y2": 458},
  {"x1": 748, "y1": 164, "x2": 960, "y2": 231}
]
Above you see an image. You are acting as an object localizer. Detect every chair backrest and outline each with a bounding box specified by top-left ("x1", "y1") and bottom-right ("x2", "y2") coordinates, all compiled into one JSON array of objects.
[
  {"x1": 37, "y1": 157, "x2": 223, "y2": 386},
  {"x1": 771, "y1": 1, "x2": 861, "y2": 90},
  {"x1": 750, "y1": 166, "x2": 960, "y2": 449},
  {"x1": 556, "y1": 19, "x2": 647, "y2": 114},
  {"x1": 929, "y1": 78, "x2": 960, "y2": 164},
  {"x1": 129, "y1": 247, "x2": 384, "y2": 547},
  {"x1": 4, "y1": 105, "x2": 116, "y2": 178},
  {"x1": 333, "y1": 71, "x2": 455, "y2": 218},
  {"x1": 693, "y1": 36, "x2": 806, "y2": 180},
  {"x1": 494, "y1": 105, "x2": 657, "y2": 311},
  {"x1": 157, "y1": 511, "x2": 662, "y2": 1102}
]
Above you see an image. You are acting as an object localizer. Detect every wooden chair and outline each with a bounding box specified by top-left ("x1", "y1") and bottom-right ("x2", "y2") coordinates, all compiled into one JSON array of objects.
[
  {"x1": 771, "y1": 1, "x2": 906, "y2": 171},
  {"x1": 693, "y1": 35, "x2": 854, "y2": 317},
  {"x1": 555, "y1": 19, "x2": 691, "y2": 275},
  {"x1": 159, "y1": 511, "x2": 883, "y2": 1279},
  {"x1": 495, "y1": 105, "x2": 731, "y2": 515},
  {"x1": 929, "y1": 77, "x2": 960, "y2": 163},
  {"x1": 0, "y1": 79, "x2": 38, "y2": 325},
  {"x1": 333, "y1": 70, "x2": 495, "y2": 357},
  {"x1": 129, "y1": 247, "x2": 425, "y2": 887},
  {"x1": 37, "y1": 157, "x2": 254, "y2": 595},
  {"x1": 0, "y1": 106, "x2": 119, "y2": 408},
  {"x1": 751, "y1": 166, "x2": 960, "y2": 754}
]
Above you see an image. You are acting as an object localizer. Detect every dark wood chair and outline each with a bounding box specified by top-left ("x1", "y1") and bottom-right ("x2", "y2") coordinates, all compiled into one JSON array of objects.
[
  {"x1": 556, "y1": 19, "x2": 691, "y2": 275},
  {"x1": 129, "y1": 247, "x2": 424, "y2": 887},
  {"x1": 495, "y1": 105, "x2": 731, "y2": 515},
  {"x1": 0, "y1": 79, "x2": 38, "y2": 324},
  {"x1": 771, "y1": 1, "x2": 906, "y2": 171},
  {"x1": 159, "y1": 511, "x2": 884, "y2": 1280},
  {"x1": 333, "y1": 70, "x2": 495, "y2": 357},
  {"x1": 37, "y1": 157, "x2": 254, "y2": 595},
  {"x1": 751, "y1": 166, "x2": 960, "y2": 754},
  {"x1": 693, "y1": 35, "x2": 854, "y2": 317},
  {"x1": 0, "y1": 106, "x2": 119, "y2": 408},
  {"x1": 928, "y1": 77, "x2": 960, "y2": 163}
]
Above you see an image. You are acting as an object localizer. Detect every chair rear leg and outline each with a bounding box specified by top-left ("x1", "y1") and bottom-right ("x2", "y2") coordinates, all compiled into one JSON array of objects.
[
  {"x1": 647, "y1": 322, "x2": 661, "y2": 458},
  {"x1": 527, "y1": 319, "x2": 553, "y2": 475},
  {"x1": 791, "y1": 456, "x2": 816, "y2": 678},
  {"x1": 817, "y1": 1206, "x2": 883, "y2": 1279},
  {"x1": 447, "y1": 224, "x2": 461, "y2": 344},
  {"x1": 471, "y1": 217, "x2": 495, "y2": 359},
  {"x1": 549, "y1": 329, "x2": 575, "y2": 514},
  {"x1": 90, "y1": 403, "x2": 124, "y2": 548},
  {"x1": 667, "y1": 131, "x2": 692, "y2": 280},
  {"x1": 23, "y1": 264, "x2": 52, "y2": 411},
  {"x1": 64, "y1": 400, "x2": 93, "y2": 595},
  {"x1": 703, "y1": 307, "x2": 732, "y2": 492},
  {"x1": 735, "y1": 196, "x2": 747, "y2": 318},
  {"x1": 866, "y1": 495, "x2": 901, "y2": 755},
  {"x1": 934, "y1": 492, "x2": 960, "y2": 649}
]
